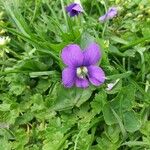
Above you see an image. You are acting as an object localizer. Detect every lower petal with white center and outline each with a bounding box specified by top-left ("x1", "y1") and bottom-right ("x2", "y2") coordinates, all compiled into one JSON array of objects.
[{"x1": 75, "y1": 77, "x2": 89, "y2": 88}]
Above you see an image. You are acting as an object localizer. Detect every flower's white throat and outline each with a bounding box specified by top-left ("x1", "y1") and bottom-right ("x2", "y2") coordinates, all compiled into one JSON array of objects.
[{"x1": 76, "y1": 66, "x2": 88, "y2": 78}]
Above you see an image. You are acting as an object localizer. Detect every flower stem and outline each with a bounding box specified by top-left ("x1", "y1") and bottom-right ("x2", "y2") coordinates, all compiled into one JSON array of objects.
[
  {"x1": 60, "y1": 0, "x2": 68, "y2": 30},
  {"x1": 102, "y1": 0, "x2": 108, "y2": 38},
  {"x1": 102, "y1": 21, "x2": 108, "y2": 38}
]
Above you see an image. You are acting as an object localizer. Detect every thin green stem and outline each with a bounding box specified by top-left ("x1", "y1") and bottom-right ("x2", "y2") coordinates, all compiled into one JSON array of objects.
[
  {"x1": 8, "y1": 48, "x2": 22, "y2": 59},
  {"x1": 60, "y1": 0, "x2": 68, "y2": 30},
  {"x1": 0, "y1": 70, "x2": 58, "y2": 76},
  {"x1": 122, "y1": 57, "x2": 125, "y2": 70},
  {"x1": 102, "y1": 0, "x2": 108, "y2": 38},
  {"x1": 102, "y1": 21, "x2": 108, "y2": 38},
  {"x1": 0, "y1": 49, "x2": 6, "y2": 88},
  {"x1": 87, "y1": 127, "x2": 96, "y2": 150},
  {"x1": 67, "y1": 17, "x2": 76, "y2": 39},
  {"x1": 74, "y1": 128, "x2": 83, "y2": 150},
  {"x1": 106, "y1": 71, "x2": 132, "y2": 80},
  {"x1": 30, "y1": 0, "x2": 39, "y2": 25}
]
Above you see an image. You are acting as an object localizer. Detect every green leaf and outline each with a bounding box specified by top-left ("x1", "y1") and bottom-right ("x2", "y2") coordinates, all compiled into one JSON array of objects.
[
  {"x1": 15, "y1": 111, "x2": 34, "y2": 125},
  {"x1": 3, "y1": 0, "x2": 31, "y2": 37},
  {"x1": 52, "y1": 85, "x2": 94, "y2": 111},
  {"x1": 15, "y1": 59, "x2": 48, "y2": 71},
  {"x1": 122, "y1": 141, "x2": 150, "y2": 147},
  {"x1": 91, "y1": 89, "x2": 107, "y2": 114},
  {"x1": 0, "y1": 103, "x2": 11, "y2": 111},
  {"x1": 142, "y1": 26, "x2": 150, "y2": 38},
  {"x1": 110, "y1": 36, "x2": 129, "y2": 45},
  {"x1": 29, "y1": 71, "x2": 59, "y2": 78},
  {"x1": 140, "y1": 121, "x2": 150, "y2": 137},
  {"x1": 0, "y1": 128, "x2": 15, "y2": 140},
  {"x1": 95, "y1": 125, "x2": 121, "y2": 149},
  {"x1": 109, "y1": 45, "x2": 136, "y2": 57},
  {"x1": 43, "y1": 117, "x2": 67, "y2": 150},
  {"x1": 103, "y1": 103, "x2": 117, "y2": 125},
  {"x1": 107, "y1": 71, "x2": 132, "y2": 80},
  {"x1": 103, "y1": 84, "x2": 136, "y2": 126},
  {"x1": 123, "y1": 111, "x2": 141, "y2": 132},
  {"x1": 35, "y1": 79, "x2": 51, "y2": 93},
  {"x1": 9, "y1": 84, "x2": 26, "y2": 96},
  {"x1": 11, "y1": 129, "x2": 29, "y2": 150},
  {"x1": 111, "y1": 84, "x2": 136, "y2": 112},
  {"x1": 5, "y1": 73, "x2": 28, "y2": 96},
  {"x1": 0, "y1": 137, "x2": 11, "y2": 150}
]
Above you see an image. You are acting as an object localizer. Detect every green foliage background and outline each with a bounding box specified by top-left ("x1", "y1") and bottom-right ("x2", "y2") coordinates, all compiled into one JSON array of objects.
[{"x1": 0, "y1": 0, "x2": 150, "y2": 149}]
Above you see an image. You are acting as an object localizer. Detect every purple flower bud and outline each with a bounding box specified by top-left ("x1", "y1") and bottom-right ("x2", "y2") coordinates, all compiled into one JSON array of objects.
[
  {"x1": 61, "y1": 43, "x2": 106, "y2": 88},
  {"x1": 66, "y1": 3, "x2": 83, "y2": 17},
  {"x1": 99, "y1": 7, "x2": 117, "y2": 22}
]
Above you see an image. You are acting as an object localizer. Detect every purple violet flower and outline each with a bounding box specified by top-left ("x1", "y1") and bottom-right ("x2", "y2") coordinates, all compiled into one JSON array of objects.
[
  {"x1": 99, "y1": 7, "x2": 117, "y2": 22},
  {"x1": 66, "y1": 3, "x2": 83, "y2": 17},
  {"x1": 61, "y1": 43, "x2": 106, "y2": 88}
]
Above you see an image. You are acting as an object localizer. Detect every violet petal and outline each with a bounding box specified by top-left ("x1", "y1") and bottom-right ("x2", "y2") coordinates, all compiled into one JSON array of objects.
[
  {"x1": 70, "y1": 10, "x2": 79, "y2": 17},
  {"x1": 62, "y1": 67, "x2": 76, "y2": 88},
  {"x1": 99, "y1": 14, "x2": 107, "y2": 22},
  {"x1": 66, "y1": 3, "x2": 76, "y2": 12},
  {"x1": 75, "y1": 77, "x2": 89, "y2": 88},
  {"x1": 83, "y1": 43, "x2": 101, "y2": 66},
  {"x1": 99, "y1": 7, "x2": 117, "y2": 22},
  {"x1": 107, "y1": 7, "x2": 117, "y2": 18},
  {"x1": 88, "y1": 66, "x2": 105, "y2": 86},
  {"x1": 72, "y1": 4, "x2": 83, "y2": 12},
  {"x1": 61, "y1": 44, "x2": 83, "y2": 67},
  {"x1": 66, "y1": 3, "x2": 83, "y2": 17}
]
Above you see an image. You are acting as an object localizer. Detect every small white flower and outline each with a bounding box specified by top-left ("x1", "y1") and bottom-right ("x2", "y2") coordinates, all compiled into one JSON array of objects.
[
  {"x1": 106, "y1": 79, "x2": 120, "y2": 91},
  {"x1": 0, "y1": 36, "x2": 10, "y2": 46}
]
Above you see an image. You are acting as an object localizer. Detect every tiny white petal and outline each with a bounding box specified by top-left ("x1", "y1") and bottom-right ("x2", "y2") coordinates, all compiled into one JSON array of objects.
[{"x1": 106, "y1": 79, "x2": 120, "y2": 91}]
